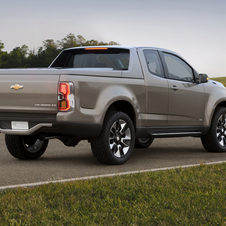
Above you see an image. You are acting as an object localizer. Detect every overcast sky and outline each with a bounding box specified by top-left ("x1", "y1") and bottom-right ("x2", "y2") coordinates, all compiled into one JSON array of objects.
[{"x1": 1, "y1": 0, "x2": 226, "y2": 77}]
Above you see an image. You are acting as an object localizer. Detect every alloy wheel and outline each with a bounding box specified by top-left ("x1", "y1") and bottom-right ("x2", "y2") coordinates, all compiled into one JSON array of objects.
[
  {"x1": 22, "y1": 137, "x2": 45, "y2": 153},
  {"x1": 216, "y1": 114, "x2": 226, "y2": 147},
  {"x1": 109, "y1": 119, "x2": 131, "y2": 158}
]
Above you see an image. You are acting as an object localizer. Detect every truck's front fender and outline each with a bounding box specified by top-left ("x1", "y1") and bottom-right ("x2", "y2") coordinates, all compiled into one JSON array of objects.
[{"x1": 203, "y1": 82, "x2": 226, "y2": 127}]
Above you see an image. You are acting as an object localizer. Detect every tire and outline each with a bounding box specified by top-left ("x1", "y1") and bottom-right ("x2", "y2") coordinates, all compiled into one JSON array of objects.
[
  {"x1": 5, "y1": 135, "x2": 48, "y2": 159},
  {"x1": 201, "y1": 107, "x2": 226, "y2": 152},
  {"x1": 91, "y1": 111, "x2": 135, "y2": 165},
  {"x1": 135, "y1": 138, "x2": 154, "y2": 148}
]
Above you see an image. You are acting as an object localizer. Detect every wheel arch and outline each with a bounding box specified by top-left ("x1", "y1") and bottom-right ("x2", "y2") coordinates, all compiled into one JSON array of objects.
[
  {"x1": 208, "y1": 101, "x2": 226, "y2": 127},
  {"x1": 201, "y1": 106, "x2": 226, "y2": 152},
  {"x1": 105, "y1": 100, "x2": 137, "y2": 128},
  {"x1": 216, "y1": 101, "x2": 226, "y2": 109}
]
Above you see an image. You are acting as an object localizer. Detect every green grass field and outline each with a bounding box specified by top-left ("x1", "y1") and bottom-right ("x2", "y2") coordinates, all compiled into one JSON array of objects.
[
  {"x1": 1, "y1": 163, "x2": 226, "y2": 225},
  {"x1": 211, "y1": 77, "x2": 226, "y2": 86},
  {"x1": 1, "y1": 76, "x2": 226, "y2": 226}
]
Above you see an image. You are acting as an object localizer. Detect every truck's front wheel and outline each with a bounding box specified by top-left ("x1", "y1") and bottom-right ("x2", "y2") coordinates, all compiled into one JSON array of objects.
[
  {"x1": 201, "y1": 107, "x2": 226, "y2": 152},
  {"x1": 91, "y1": 111, "x2": 135, "y2": 165},
  {"x1": 5, "y1": 135, "x2": 48, "y2": 159}
]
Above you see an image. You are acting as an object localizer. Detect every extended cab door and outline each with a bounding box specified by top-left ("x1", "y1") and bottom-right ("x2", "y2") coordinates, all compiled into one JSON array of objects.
[
  {"x1": 159, "y1": 51, "x2": 205, "y2": 126},
  {"x1": 138, "y1": 48, "x2": 169, "y2": 127}
]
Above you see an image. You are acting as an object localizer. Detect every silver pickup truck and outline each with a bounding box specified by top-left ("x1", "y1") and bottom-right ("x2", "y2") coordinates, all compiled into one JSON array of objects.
[{"x1": 0, "y1": 46, "x2": 226, "y2": 165}]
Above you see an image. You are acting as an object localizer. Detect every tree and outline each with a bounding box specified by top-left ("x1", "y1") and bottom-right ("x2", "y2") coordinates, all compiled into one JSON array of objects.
[
  {"x1": 0, "y1": 41, "x2": 4, "y2": 67},
  {"x1": 2, "y1": 45, "x2": 29, "y2": 68},
  {"x1": 76, "y1": 35, "x2": 86, "y2": 46},
  {"x1": 108, "y1": 41, "x2": 119, "y2": 45},
  {"x1": 0, "y1": 34, "x2": 119, "y2": 68},
  {"x1": 58, "y1": 33, "x2": 77, "y2": 49},
  {"x1": 0, "y1": 40, "x2": 4, "y2": 51},
  {"x1": 58, "y1": 33, "x2": 87, "y2": 49},
  {"x1": 27, "y1": 39, "x2": 60, "y2": 67},
  {"x1": 41, "y1": 39, "x2": 60, "y2": 66},
  {"x1": 58, "y1": 33, "x2": 119, "y2": 49},
  {"x1": 84, "y1": 39, "x2": 100, "y2": 46},
  {"x1": 0, "y1": 41, "x2": 8, "y2": 68}
]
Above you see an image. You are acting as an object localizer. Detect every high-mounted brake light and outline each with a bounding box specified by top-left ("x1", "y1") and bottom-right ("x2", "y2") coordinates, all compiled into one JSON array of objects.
[
  {"x1": 85, "y1": 47, "x2": 108, "y2": 50},
  {"x1": 58, "y1": 82, "x2": 70, "y2": 111}
]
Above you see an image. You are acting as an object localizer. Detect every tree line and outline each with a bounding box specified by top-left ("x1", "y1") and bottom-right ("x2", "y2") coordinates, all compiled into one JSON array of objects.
[{"x1": 0, "y1": 33, "x2": 119, "y2": 68}]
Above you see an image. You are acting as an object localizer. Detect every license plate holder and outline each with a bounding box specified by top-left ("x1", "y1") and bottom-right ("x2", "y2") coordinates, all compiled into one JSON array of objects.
[{"x1": 11, "y1": 121, "x2": 29, "y2": 130}]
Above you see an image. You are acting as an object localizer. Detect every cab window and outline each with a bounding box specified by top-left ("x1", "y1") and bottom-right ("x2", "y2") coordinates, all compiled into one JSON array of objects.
[
  {"x1": 162, "y1": 53, "x2": 194, "y2": 82},
  {"x1": 144, "y1": 50, "x2": 164, "y2": 78}
]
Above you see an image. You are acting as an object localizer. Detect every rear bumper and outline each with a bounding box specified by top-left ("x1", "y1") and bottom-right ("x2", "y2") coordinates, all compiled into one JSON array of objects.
[
  {"x1": 0, "y1": 123, "x2": 53, "y2": 135},
  {"x1": 44, "y1": 122, "x2": 102, "y2": 137},
  {"x1": 0, "y1": 121, "x2": 102, "y2": 138},
  {"x1": 0, "y1": 113, "x2": 102, "y2": 138}
]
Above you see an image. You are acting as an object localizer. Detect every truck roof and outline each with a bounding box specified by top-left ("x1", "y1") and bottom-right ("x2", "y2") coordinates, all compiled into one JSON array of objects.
[{"x1": 64, "y1": 45, "x2": 175, "y2": 53}]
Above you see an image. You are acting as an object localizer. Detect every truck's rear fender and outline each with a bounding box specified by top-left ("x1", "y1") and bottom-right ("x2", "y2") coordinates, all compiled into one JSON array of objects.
[
  {"x1": 80, "y1": 84, "x2": 145, "y2": 127},
  {"x1": 96, "y1": 89, "x2": 139, "y2": 127},
  {"x1": 57, "y1": 75, "x2": 146, "y2": 128}
]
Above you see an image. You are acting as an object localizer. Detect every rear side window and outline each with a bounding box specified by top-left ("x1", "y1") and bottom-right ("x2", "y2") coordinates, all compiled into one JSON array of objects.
[
  {"x1": 144, "y1": 50, "x2": 164, "y2": 78},
  {"x1": 51, "y1": 48, "x2": 129, "y2": 70}
]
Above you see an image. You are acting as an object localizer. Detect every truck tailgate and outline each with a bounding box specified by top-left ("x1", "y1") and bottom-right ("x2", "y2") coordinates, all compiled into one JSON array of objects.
[{"x1": 0, "y1": 72, "x2": 59, "y2": 113}]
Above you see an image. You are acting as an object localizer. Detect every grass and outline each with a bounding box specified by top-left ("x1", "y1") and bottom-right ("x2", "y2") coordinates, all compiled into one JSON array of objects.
[
  {"x1": 211, "y1": 77, "x2": 226, "y2": 86},
  {"x1": 1, "y1": 163, "x2": 226, "y2": 225}
]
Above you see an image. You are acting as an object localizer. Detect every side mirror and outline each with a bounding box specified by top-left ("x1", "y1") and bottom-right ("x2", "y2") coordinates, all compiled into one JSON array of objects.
[{"x1": 199, "y1": 73, "x2": 209, "y2": 83}]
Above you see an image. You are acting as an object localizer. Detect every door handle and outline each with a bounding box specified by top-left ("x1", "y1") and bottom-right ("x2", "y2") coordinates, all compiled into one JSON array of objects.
[{"x1": 170, "y1": 85, "x2": 178, "y2": 91}]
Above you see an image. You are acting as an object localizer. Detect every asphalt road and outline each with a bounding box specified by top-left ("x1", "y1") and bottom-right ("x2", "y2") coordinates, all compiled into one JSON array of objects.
[{"x1": 1, "y1": 133, "x2": 226, "y2": 187}]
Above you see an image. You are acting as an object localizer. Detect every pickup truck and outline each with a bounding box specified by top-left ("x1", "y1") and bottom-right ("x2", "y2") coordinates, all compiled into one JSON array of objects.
[{"x1": 0, "y1": 46, "x2": 226, "y2": 165}]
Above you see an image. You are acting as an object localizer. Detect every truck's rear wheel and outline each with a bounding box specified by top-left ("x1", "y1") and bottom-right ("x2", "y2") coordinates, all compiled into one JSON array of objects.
[
  {"x1": 5, "y1": 135, "x2": 48, "y2": 159},
  {"x1": 201, "y1": 107, "x2": 226, "y2": 152},
  {"x1": 135, "y1": 138, "x2": 154, "y2": 148},
  {"x1": 91, "y1": 111, "x2": 135, "y2": 165}
]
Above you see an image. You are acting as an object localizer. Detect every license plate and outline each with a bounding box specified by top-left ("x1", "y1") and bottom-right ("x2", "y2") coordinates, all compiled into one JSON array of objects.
[{"x1": 11, "y1": 121, "x2": 29, "y2": 130}]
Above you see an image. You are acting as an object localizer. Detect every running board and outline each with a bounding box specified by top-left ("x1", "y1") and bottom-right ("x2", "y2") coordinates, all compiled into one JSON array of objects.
[{"x1": 151, "y1": 131, "x2": 202, "y2": 137}]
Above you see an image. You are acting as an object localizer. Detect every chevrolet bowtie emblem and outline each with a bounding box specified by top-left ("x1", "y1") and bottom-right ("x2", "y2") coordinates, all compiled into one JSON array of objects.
[{"x1": 10, "y1": 84, "x2": 24, "y2": 90}]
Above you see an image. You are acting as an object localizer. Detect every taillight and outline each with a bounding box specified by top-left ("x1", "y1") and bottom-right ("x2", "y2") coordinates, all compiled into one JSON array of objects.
[{"x1": 58, "y1": 82, "x2": 72, "y2": 111}]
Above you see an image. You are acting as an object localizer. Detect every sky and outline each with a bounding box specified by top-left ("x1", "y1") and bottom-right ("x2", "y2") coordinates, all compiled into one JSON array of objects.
[{"x1": 1, "y1": 0, "x2": 226, "y2": 77}]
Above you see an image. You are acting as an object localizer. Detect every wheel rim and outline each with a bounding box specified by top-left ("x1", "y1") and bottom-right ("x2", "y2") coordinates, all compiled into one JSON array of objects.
[
  {"x1": 138, "y1": 138, "x2": 150, "y2": 144},
  {"x1": 109, "y1": 119, "x2": 131, "y2": 158},
  {"x1": 22, "y1": 137, "x2": 45, "y2": 153},
  {"x1": 216, "y1": 114, "x2": 226, "y2": 147}
]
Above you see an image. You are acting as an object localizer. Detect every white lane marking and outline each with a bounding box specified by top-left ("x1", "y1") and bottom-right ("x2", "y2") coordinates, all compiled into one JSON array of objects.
[{"x1": 1, "y1": 160, "x2": 226, "y2": 190}]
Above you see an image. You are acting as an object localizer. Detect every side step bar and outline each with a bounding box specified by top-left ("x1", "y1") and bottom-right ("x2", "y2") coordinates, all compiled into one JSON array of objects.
[{"x1": 151, "y1": 131, "x2": 202, "y2": 138}]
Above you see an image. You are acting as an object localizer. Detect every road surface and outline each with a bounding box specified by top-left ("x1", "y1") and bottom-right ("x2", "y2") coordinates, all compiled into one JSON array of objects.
[{"x1": 0, "y1": 133, "x2": 226, "y2": 187}]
